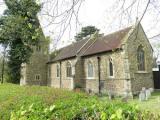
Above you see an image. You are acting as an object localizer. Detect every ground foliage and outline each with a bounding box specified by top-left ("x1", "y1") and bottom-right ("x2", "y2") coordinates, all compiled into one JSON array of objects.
[
  {"x1": 11, "y1": 97, "x2": 160, "y2": 120},
  {"x1": 0, "y1": 84, "x2": 159, "y2": 120}
]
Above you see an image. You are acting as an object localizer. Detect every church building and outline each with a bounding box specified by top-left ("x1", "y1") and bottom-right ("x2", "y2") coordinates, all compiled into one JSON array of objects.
[{"x1": 20, "y1": 23, "x2": 154, "y2": 95}]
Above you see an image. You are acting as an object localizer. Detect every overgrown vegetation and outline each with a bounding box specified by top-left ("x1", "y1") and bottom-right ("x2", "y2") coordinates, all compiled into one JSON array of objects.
[
  {"x1": 0, "y1": 84, "x2": 160, "y2": 120},
  {"x1": 0, "y1": 0, "x2": 41, "y2": 83}
]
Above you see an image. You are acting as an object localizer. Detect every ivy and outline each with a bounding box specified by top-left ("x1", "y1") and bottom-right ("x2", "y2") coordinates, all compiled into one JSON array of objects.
[{"x1": 0, "y1": 0, "x2": 41, "y2": 83}]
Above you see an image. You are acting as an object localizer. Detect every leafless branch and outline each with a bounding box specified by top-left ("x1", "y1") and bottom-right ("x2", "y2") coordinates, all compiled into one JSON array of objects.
[
  {"x1": 149, "y1": 33, "x2": 160, "y2": 39},
  {"x1": 39, "y1": 0, "x2": 84, "y2": 50},
  {"x1": 139, "y1": 0, "x2": 150, "y2": 23}
]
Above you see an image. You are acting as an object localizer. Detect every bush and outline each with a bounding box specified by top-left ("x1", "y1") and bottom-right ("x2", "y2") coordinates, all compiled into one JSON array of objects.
[
  {"x1": 10, "y1": 95, "x2": 160, "y2": 120},
  {"x1": 0, "y1": 84, "x2": 159, "y2": 120}
]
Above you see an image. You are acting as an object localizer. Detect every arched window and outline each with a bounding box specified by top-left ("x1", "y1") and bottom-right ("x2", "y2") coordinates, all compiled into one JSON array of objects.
[
  {"x1": 66, "y1": 62, "x2": 72, "y2": 77},
  {"x1": 87, "y1": 61, "x2": 94, "y2": 78},
  {"x1": 109, "y1": 58, "x2": 114, "y2": 77},
  {"x1": 137, "y1": 45, "x2": 145, "y2": 71},
  {"x1": 56, "y1": 64, "x2": 60, "y2": 77}
]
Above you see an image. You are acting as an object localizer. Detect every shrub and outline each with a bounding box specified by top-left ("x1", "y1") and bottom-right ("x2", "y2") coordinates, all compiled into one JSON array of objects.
[
  {"x1": 0, "y1": 84, "x2": 159, "y2": 120},
  {"x1": 10, "y1": 95, "x2": 160, "y2": 120}
]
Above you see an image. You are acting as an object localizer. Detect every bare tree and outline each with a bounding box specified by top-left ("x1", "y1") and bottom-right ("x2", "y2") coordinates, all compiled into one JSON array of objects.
[
  {"x1": 1, "y1": 0, "x2": 160, "y2": 49},
  {"x1": 103, "y1": 0, "x2": 160, "y2": 65},
  {"x1": 39, "y1": 0, "x2": 84, "y2": 50}
]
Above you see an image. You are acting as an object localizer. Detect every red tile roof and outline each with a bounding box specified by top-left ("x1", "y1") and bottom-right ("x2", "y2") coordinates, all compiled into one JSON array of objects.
[{"x1": 51, "y1": 26, "x2": 132, "y2": 62}]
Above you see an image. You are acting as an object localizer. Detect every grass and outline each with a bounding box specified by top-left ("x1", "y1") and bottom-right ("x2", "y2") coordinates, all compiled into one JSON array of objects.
[
  {"x1": 0, "y1": 83, "x2": 160, "y2": 119},
  {"x1": 100, "y1": 91, "x2": 160, "y2": 114},
  {"x1": 130, "y1": 91, "x2": 160, "y2": 113},
  {"x1": 0, "y1": 83, "x2": 86, "y2": 120}
]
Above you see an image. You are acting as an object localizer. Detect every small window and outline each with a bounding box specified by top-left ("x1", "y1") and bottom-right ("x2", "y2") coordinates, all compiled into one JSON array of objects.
[
  {"x1": 137, "y1": 45, "x2": 145, "y2": 71},
  {"x1": 109, "y1": 58, "x2": 114, "y2": 77},
  {"x1": 56, "y1": 64, "x2": 60, "y2": 77},
  {"x1": 66, "y1": 62, "x2": 72, "y2": 77},
  {"x1": 36, "y1": 45, "x2": 41, "y2": 52},
  {"x1": 87, "y1": 61, "x2": 94, "y2": 78},
  {"x1": 35, "y1": 74, "x2": 40, "y2": 81},
  {"x1": 48, "y1": 66, "x2": 51, "y2": 78}
]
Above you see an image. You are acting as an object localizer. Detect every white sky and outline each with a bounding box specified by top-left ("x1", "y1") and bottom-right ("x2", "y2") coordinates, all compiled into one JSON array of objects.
[
  {"x1": 38, "y1": 0, "x2": 160, "y2": 50},
  {"x1": 0, "y1": 0, "x2": 160, "y2": 59}
]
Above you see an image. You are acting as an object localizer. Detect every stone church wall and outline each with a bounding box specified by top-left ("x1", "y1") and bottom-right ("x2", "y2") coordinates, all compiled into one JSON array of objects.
[
  {"x1": 50, "y1": 50, "x2": 131, "y2": 95},
  {"x1": 82, "y1": 51, "x2": 129, "y2": 95},
  {"x1": 20, "y1": 40, "x2": 49, "y2": 86},
  {"x1": 50, "y1": 58, "x2": 76, "y2": 89},
  {"x1": 126, "y1": 24, "x2": 154, "y2": 93},
  {"x1": 48, "y1": 24, "x2": 154, "y2": 96}
]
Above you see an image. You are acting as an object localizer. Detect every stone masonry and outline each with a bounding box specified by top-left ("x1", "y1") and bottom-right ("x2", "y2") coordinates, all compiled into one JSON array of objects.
[
  {"x1": 20, "y1": 39, "x2": 49, "y2": 86},
  {"x1": 21, "y1": 23, "x2": 154, "y2": 96}
]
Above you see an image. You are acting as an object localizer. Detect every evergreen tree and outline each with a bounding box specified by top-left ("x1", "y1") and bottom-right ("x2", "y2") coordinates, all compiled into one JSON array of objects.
[
  {"x1": 0, "y1": 0, "x2": 41, "y2": 83},
  {"x1": 75, "y1": 26, "x2": 99, "y2": 41}
]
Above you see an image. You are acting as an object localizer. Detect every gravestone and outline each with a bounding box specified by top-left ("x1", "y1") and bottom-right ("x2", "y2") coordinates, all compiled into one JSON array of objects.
[
  {"x1": 149, "y1": 88, "x2": 154, "y2": 93},
  {"x1": 121, "y1": 89, "x2": 131, "y2": 102},
  {"x1": 139, "y1": 91, "x2": 146, "y2": 101},
  {"x1": 142, "y1": 87, "x2": 146, "y2": 92},
  {"x1": 145, "y1": 89, "x2": 151, "y2": 100},
  {"x1": 121, "y1": 95, "x2": 127, "y2": 103},
  {"x1": 108, "y1": 90, "x2": 114, "y2": 100},
  {"x1": 139, "y1": 87, "x2": 152, "y2": 101},
  {"x1": 139, "y1": 87, "x2": 146, "y2": 101}
]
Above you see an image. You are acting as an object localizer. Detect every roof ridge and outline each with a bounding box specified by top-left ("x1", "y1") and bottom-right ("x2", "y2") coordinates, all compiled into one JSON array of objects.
[
  {"x1": 102, "y1": 26, "x2": 132, "y2": 39},
  {"x1": 51, "y1": 26, "x2": 132, "y2": 62},
  {"x1": 55, "y1": 26, "x2": 132, "y2": 51}
]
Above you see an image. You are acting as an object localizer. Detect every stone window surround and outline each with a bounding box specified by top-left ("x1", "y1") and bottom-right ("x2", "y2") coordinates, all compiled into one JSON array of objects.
[
  {"x1": 87, "y1": 60, "x2": 95, "y2": 79},
  {"x1": 35, "y1": 74, "x2": 41, "y2": 81},
  {"x1": 48, "y1": 66, "x2": 51, "y2": 78},
  {"x1": 108, "y1": 58, "x2": 115, "y2": 78},
  {"x1": 136, "y1": 71, "x2": 148, "y2": 74},
  {"x1": 56, "y1": 64, "x2": 60, "y2": 78},
  {"x1": 137, "y1": 45, "x2": 146, "y2": 72},
  {"x1": 66, "y1": 61, "x2": 72, "y2": 79}
]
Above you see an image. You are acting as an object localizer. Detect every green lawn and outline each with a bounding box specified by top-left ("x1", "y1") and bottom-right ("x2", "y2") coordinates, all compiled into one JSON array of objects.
[
  {"x1": 130, "y1": 91, "x2": 160, "y2": 113},
  {"x1": 0, "y1": 83, "x2": 86, "y2": 120},
  {"x1": 0, "y1": 83, "x2": 159, "y2": 120},
  {"x1": 101, "y1": 92, "x2": 160, "y2": 114},
  {"x1": 100, "y1": 91, "x2": 160, "y2": 114}
]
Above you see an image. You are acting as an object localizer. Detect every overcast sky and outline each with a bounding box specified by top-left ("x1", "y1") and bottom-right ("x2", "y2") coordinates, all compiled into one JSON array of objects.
[
  {"x1": 0, "y1": 0, "x2": 160, "y2": 57},
  {"x1": 38, "y1": 0, "x2": 160, "y2": 49}
]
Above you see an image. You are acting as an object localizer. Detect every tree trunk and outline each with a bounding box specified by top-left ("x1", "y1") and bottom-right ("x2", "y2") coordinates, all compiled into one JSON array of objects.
[{"x1": 1, "y1": 46, "x2": 7, "y2": 84}]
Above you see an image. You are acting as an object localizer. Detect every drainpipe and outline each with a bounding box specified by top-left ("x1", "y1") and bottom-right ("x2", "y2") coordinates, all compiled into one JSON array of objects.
[
  {"x1": 60, "y1": 61, "x2": 62, "y2": 88},
  {"x1": 97, "y1": 56, "x2": 101, "y2": 94}
]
